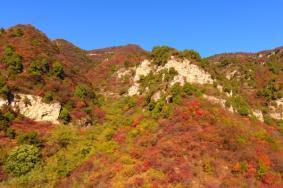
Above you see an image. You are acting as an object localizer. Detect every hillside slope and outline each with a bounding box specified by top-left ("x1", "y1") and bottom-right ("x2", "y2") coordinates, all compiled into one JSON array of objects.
[{"x1": 0, "y1": 25, "x2": 282, "y2": 187}]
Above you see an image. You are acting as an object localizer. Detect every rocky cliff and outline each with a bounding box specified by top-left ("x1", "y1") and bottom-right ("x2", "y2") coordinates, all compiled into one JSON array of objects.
[{"x1": 0, "y1": 94, "x2": 61, "y2": 124}]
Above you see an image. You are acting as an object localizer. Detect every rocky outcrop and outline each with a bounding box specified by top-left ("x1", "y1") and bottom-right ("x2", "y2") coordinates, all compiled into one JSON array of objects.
[
  {"x1": 203, "y1": 94, "x2": 234, "y2": 113},
  {"x1": 203, "y1": 94, "x2": 265, "y2": 122},
  {"x1": 0, "y1": 98, "x2": 8, "y2": 107},
  {"x1": 0, "y1": 94, "x2": 61, "y2": 124},
  {"x1": 133, "y1": 59, "x2": 152, "y2": 82},
  {"x1": 269, "y1": 98, "x2": 283, "y2": 120},
  {"x1": 161, "y1": 58, "x2": 213, "y2": 86},
  {"x1": 126, "y1": 58, "x2": 214, "y2": 96},
  {"x1": 252, "y1": 109, "x2": 264, "y2": 122}
]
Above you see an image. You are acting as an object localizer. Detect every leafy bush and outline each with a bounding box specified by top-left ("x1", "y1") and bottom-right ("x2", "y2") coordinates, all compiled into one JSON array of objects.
[
  {"x1": 43, "y1": 91, "x2": 54, "y2": 103},
  {"x1": 17, "y1": 132, "x2": 42, "y2": 147},
  {"x1": 0, "y1": 85, "x2": 11, "y2": 100},
  {"x1": 150, "y1": 46, "x2": 177, "y2": 66},
  {"x1": 6, "y1": 128, "x2": 16, "y2": 139},
  {"x1": 0, "y1": 111, "x2": 14, "y2": 136},
  {"x1": 3, "y1": 45, "x2": 24, "y2": 75},
  {"x1": 49, "y1": 126, "x2": 76, "y2": 148},
  {"x1": 183, "y1": 82, "x2": 202, "y2": 96},
  {"x1": 147, "y1": 98, "x2": 172, "y2": 118},
  {"x1": 226, "y1": 95, "x2": 250, "y2": 116},
  {"x1": 170, "y1": 83, "x2": 182, "y2": 103},
  {"x1": 0, "y1": 119, "x2": 9, "y2": 132},
  {"x1": 5, "y1": 112, "x2": 15, "y2": 121},
  {"x1": 74, "y1": 84, "x2": 96, "y2": 102},
  {"x1": 52, "y1": 61, "x2": 64, "y2": 79},
  {"x1": 163, "y1": 67, "x2": 178, "y2": 81},
  {"x1": 267, "y1": 61, "x2": 282, "y2": 74},
  {"x1": 59, "y1": 107, "x2": 71, "y2": 124},
  {"x1": 29, "y1": 58, "x2": 50, "y2": 76},
  {"x1": 28, "y1": 60, "x2": 43, "y2": 75},
  {"x1": 4, "y1": 145, "x2": 40, "y2": 176},
  {"x1": 74, "y1": 85, "x2": 88, "y2": 98},
  {"x1": 12, "y1": 28, "x2": 24, "y2": 37},
  {"x1": 180, "y1": 49, "x2": 201, "y2": 61},
  {"x1": 257, "y1": 80, "x2": 282, "y2": 101},
  {"x1": 124, "y1": 60, "x2": 136, "y2": 68}
]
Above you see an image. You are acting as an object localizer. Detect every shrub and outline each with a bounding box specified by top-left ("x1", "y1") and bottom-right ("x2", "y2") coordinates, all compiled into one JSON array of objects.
[
  {"x1": 163, "y1": 67, "x2": 178, "y2": 81},
  {"x1": 6, "y1": 128, "x2": 16, "y2": 139},
  {"x1": 52, "y1": 61, "x2": 64, "y2": 79},
  {"x1": 23, "y1": 96, "x2": 31, "y2": 107},
  {"x1": 148, "y1": 98, "x2": 172, "y2": 118},
  {"x1": 150, "y1": 46, "x2": 177, "y2": 66},
  {"x1": 49, "y1": 126, "x2": 76, "y2": 148},
  {"x1": 40, "y1": 59, "x2": 50, "y2": 73},
  {"x1": 257, "y1": 80, "x2": 282, "y2": 101},
  {"x1": 59, "y1": 107, "x2": 71, "y2": 124},
  {"x1": 3, "y1": 45, "x2": 23, "y2": 75},
  {"x1": 0, "y1": 119, "x2": 9, "y2": 132},
  {"x1": 226, "y1": 95, "x2": 250, "y2": 116},
  {"x1": 28, "y1": 60, "x2": 43, "y2": 75},
  {"x1": 74, "y1": 85, "x2": 88, "y2": 98},
  {"x1": 4, "y1": 145, "x2": 40, "y2": 176},
  {"x1": 171, "y1": 83, "x2": 182, "y2": 103},
  {"x1": 183, "y1": 82, "x2": 202, "y2": 96},
  {"x1": 43, "y1": 91, "x2": 54, "y2": 103},
  {"x1": 12, "y1": 28, "x2": 24, "y2": 37},
  {"x1": 8, "y1": 57, "x2": 23, "y2": 75},
  {"x1": 180, "y1": 49, "x2": 201, "y2": 61},
  {"x1": 267, "y1": 61, "x2": 282, "y2": 74},
  {"x1": 0, "y1": 112, "x2": 10, "y2": 132},
  {"x1": 17, "y1": 132, "x2": 42, "y2": 147},
  {"x1": 257, "y1": 162, "x2": 268, "y2": 180},
  {"x1": 0, "y1": 85, "x2": 11, "y2": 100},
  {"x1": 4, "y1": 112, "x2": 15, "y2": 121}
]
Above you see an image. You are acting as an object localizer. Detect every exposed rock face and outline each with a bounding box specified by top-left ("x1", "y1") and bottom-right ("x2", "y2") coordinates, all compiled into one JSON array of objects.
[
  {"x1": 0, "y1": 98, "x2": 8, "y2": 107},
  {"x1": 128, "y1": 84, "x2": 140, "y2": 96},
  {"x1": 74, "y1": 116, "x2": 92, "y2": 127},
  {"x1": 121, "y1": 58, "x2": 278, "y2": 122},
  {"x1": 226, "y1": 70, "x2": 237, "y2": 80},
  {"x1": 133, "y1": 59, "x2": 152, "y2": 82},
  {"x1": 252, "y1": 109, "x2": 264, "y2": 122},
  {"x1": 0, "y1": 94, "x2": 61, "y2": 124},
  {"x1": 152, "y1": 91, "x2": 162, "y2": 101},
  {"x1": 161, "y1": 58, "x2": 213, "y2": 86},
  {"x1": 269, "y1": 98, "x2": 283, "y2": 120},
  {"x1": 127, "y1": 58, "x2": 213, "y2": 96},
  {"x1": 203, "y1": 94, "x2": 234, "y2": 113},
  {"x1": 203, "y1": 94, "x2": 264, "y2": 122}
]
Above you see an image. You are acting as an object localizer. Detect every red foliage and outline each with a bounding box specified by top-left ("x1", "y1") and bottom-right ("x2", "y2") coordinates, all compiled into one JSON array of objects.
[
  {"x1": 11, "y1": 119, "x2": 54, "y2": 135},
  {"x1": 244, "y1": 164, "x2": 257, "y2": 178},
  {"x1": 133, "y1": 177, "x2": 144, "y2": 186},
  {"x1": 93, "y1": 106, "x2": 105, "y2": 123},
  {"x1": 0, "y1": 167, "x2": 7, "y2": 182},
  {"x1": 112, "y1": 130, "x2": 126, "y2": 144},
  {"x1": 262, "y1": 172, "x2": 281, "y2": 185},
  {"x1": 131, "y1": 115, "x2": 144, "y2": 127},
  {"x1": 259, "y1": 154, "x2": 272, "y2": 168},
  {"x1": 75, "y1": 100, "x2": 87, "y2": 109},
  {"x1": 71, "y1": 110, "x2": 87, "y2": 119}
]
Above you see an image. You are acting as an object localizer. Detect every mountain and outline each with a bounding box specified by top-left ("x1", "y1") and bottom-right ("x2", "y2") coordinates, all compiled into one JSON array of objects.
[{"x1": 0, "y1": 24, "x2": 282, "y2": 187}]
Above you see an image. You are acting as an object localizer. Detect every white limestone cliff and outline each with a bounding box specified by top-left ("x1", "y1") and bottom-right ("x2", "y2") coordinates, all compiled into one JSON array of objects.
[
  {"x1": 126, "y1": 58, "x2": 213, "y2": 96},
  {"x1": 0, "y1": 94, "x2": 61, "y2": 124}
]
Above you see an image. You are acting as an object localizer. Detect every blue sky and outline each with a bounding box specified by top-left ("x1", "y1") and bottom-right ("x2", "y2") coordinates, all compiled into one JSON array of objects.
[{"x1": 1, "y1": 0, "x2": 283, "y2": 56}]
